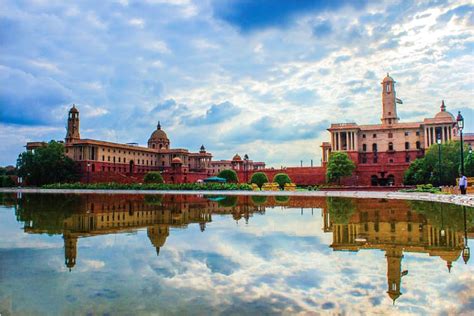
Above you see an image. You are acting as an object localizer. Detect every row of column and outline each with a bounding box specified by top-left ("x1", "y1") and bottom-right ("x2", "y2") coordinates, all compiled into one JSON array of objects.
[
  {"x1": 331, "y1": 131, "x2": 358, "y2": 151},
  {"x1": 425, "y1": 125, "x2": 452, "y2": 148}
]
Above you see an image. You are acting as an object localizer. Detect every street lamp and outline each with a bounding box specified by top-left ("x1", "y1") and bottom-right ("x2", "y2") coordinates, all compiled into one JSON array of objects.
[
  {"x1": 457, "y1": 111, "x2": 465, "y2": 175},
  {"x1": 87, "y1": 162, "x2": 91, "y2": 184},
  {"x1": 437, "y1": 137, "x2": 442, "y2": 187},
  {"x1": 462, "y1": 206, "x2": 470, "y2": 264}
]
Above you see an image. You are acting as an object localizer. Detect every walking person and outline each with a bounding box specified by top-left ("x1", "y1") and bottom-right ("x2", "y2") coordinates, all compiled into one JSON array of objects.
[{"x1": 459, "y1": 173, "x2": 468, "y2": 195}]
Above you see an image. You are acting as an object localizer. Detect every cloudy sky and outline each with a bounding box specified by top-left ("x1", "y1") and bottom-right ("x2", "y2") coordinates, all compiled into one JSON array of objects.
[{"x1": 0, "y1": 0, "x2": 473, "y2": 166}]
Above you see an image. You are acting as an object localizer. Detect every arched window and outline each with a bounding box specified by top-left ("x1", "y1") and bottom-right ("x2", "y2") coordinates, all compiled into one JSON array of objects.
[
  {"x1": 388, "y1": 142, "x2": 393, "y2": 151},
  {"x1": 405, "y1": 142, "x2": 410, "y2": 150},
  {"x1": 416, "y1": 141, "x2": 421, "y2": 149},
  {"x1": 372, "y1": 143, "x2": 378, "y2": 152},
  {"x1": 363, "y1": 144, "x2": 367, "y2": 152}
]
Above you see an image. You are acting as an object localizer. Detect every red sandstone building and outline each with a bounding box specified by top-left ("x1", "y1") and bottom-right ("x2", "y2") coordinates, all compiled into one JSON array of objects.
[
  {"x1": 320, "y1": 74, "x2": 460, "y2": 186},
  {"x1": 27, "y1": 105, "x2": 265, "y2": 183},
  {"x1": 26, "y1": 73, "x2": 466, "y2": 186}
]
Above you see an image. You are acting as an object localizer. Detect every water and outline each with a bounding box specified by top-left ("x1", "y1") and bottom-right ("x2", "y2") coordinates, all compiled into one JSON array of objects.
[{"x1": 0, "y1": 193, "x2": 473, "y2": 315}]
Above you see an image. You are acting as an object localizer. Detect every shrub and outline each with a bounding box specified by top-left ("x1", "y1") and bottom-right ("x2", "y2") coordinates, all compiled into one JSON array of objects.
[
  {"x1": 144, "y1": 171, "x2": 164, "y2": 184},
  {"x1": 217, "y1": 169, "x2": 239, "y2": 183},
  {"x1": 0, "y1": 175, "x2": 16, "y2": 187},
  {"x1": 251, "y1": 195, "x2": 267, "y2": 205},
  {"x1": 273, "y1": 173, "x2": 291, "y2": 190},
  {"x1": 41, "y1": 182, "x2": 253, "y2": 191},
  {"x1": 326, "y1": 152, "x2": 355, "y2": 184},
  {"x1": 250, "y1": 172, "x2": 268, "y2": 188}
]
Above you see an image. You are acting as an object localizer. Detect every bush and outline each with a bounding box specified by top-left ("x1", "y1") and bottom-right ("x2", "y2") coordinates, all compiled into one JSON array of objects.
[
  {"x1": 250, "y1": 172, "x2": 268, "y2": 188},
  {"x1": 251, "y1": 195, "x2": 267, "y2": 205},
  {"x1": 217, "y1": 169, "x2": 239, "y2": 183},
  {"x1": 273, "y1": 173, "x2": 291, "y2": 190},
  {"x1": 41, "y1": 182, "x2": 253, "y2": 191},
  {"x1": 400, "y1": 184, "x2": 441, "y2": 194},
  {"x1": 144, "y1": 171, "x2": 164, "y2": 184},
  {"x1": 0, "y1": 175, "x2": 16, "y2": 187}
]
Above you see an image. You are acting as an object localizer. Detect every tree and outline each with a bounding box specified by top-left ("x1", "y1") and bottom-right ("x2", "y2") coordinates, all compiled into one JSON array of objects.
[
  {"x1": 217, "y1": 169, "x2": 239, "y2": 183},
  {"x1": 273, "y1": 173, "x2": 291, "y2": 189},
  {"x1": 326, "y1": 152, "x2": 355, "y2": 184},
  {"x1": 144, "y1": 171, "x2": 164, "y2": 184},
  {"x1": 17, "y1": 141, "x2": 80, "y2": 186},
  {"x1": 465, "y1": 152, "x2": 474, "y2": 177},
  {"x1": 404, "y1": 141, "x2": 470, "y2": 185},
  {"x1": 250, "y1": 172, "x2": 268, "y2": 188}
]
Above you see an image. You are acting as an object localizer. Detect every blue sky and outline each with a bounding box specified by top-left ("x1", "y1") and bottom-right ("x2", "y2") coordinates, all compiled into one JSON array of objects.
[{"x1": 0, "y1": 0, "x2": 473, "y2": 166}]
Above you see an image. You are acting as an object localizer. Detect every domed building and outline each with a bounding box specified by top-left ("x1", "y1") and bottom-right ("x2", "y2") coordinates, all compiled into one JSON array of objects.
[
  {"x1": 25, "y1": 107, "x2": 265, "y2": 184},
  {"x1": 323, "y1": 74, "x2": 461, "y2": 186}
]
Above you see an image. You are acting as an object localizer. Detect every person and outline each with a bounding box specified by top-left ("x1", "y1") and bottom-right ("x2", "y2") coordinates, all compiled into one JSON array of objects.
[{"x1": 459, "y1": 173, "x2": 468, "y2": 195}]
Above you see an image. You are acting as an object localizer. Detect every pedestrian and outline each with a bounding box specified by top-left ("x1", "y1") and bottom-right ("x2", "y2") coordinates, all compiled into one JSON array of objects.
[{"x1": 459, "y1": 173, "x2": 468, "y2": 195}]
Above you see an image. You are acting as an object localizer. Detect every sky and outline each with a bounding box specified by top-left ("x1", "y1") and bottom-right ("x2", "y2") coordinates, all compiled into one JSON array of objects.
[{"x1": 0, "y1": 0, "x2": 473, "y2": 166}]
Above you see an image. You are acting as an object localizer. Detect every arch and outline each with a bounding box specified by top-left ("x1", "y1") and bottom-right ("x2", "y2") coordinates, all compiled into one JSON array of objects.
[
  {"x1": 371, "y1": 175, "x2": 378, "y2": 186},
  {"x1": 387, "y1": 174, "x2": 395, "y2": 186},
  {"x1": 129, "y1": 160, "x2": 134, "y2": 175}
]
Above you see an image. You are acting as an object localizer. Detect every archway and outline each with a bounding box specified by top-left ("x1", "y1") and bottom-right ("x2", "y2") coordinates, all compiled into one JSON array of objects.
[
  {"x1": 387, "y1": 174, "x2": 395, "y2": 186},
  {"x1": 371, "y1": 175, "x2": 378, "y2": 186},
  {"x1": 129, "y1": 160, "x2": 134, "y2": 175}
]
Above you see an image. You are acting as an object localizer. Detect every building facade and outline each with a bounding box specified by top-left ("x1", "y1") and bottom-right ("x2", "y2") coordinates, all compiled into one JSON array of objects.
[
  {"x1": 322, "y1": 74, "x2": 459, "y2": 186},
  {"x1": 26, "y1": 105, "x2": 265, "y2": 183}
]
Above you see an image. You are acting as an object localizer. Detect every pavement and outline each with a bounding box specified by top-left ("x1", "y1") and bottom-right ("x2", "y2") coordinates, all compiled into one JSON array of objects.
[{"x1": 1, "y1": 188, "x2": 473, "y2": 207}]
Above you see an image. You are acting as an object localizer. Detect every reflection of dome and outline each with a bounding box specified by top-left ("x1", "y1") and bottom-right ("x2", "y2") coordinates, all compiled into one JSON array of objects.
[
  {"x1": 382, "y1": 73, "x2": 394, "y2": 83},
  {"x1": 172, "y1": 157, "x2": 182, "y2": 164},
  {"x1": 147, "y1": 226, "x2": 169, "y2": 256},
  {"x1": 232, "y1": 154, "x2": 242, "y2": 161},
  {"x1": 149, "y1": 122, "x2": 169, "y2": 141}
]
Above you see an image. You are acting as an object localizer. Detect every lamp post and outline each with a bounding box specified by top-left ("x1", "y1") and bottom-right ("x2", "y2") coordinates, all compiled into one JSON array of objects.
[
  {"x1": 462, "y1": 206, "x2": 470, "y2": 264},
  {"x1": 87, "y1": 162, "x2": 91, "y2": 184},
  {"x1": 437, "y1": 137, "x2": 442, "y2": 187},
  {"x1": 456, "y1": 111, "x2": 464, "y2": 175}
]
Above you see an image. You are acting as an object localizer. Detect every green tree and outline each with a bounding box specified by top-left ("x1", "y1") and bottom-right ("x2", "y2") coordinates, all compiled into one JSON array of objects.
[
  {"x1": 217, "y1": 169, "x2": 239, "y2": 183},
  {"x1": 327, "y1": 197, "x2": 356, "y2": 224},
  {"x1": 326, "y1": 152, "x2": 355, "y2": 184},
  {"x1": 404, "y1": 141, "x2": 470, "y2": 185},
  {"x1": 273, "y1": 173, "x2": 291, "y2": 189},
  {"x1": 144, "y1": 171, "x2": 164, "y2": 184},
  {"x1": 0, "y1": 176, "x2": 15, "y2": 187},
  {"x1": 17, "y1": 141, "x2": 80, "y2": 186},
  {"x1": 250, "y1": 172, "x2": 268, "y2": 188},
  {"x1": 465, "y1": 152, "x2": 474, "y2": 177}
]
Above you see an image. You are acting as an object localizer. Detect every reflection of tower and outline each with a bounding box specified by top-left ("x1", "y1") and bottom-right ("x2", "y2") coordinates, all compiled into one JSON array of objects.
[
  {"x1": 147, "y1": 225, "x2": 169, "y2": 256},
  {"x1": 64, "y1": 233, "x2": 78, "y2": 270},
  {"x1": 386, "y1": 247, "x2": 403, "y2": 304}
]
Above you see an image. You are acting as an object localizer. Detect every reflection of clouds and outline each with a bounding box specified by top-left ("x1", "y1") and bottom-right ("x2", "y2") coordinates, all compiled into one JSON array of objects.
[{"x1": 1, "y1": 205, "x2": 473, "y2": 314}]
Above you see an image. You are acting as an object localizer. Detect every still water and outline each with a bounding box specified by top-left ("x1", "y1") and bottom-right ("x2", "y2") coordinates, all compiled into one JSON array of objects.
[{"x1": 0, "y1": 193, "x2": 473, "y2": 315}]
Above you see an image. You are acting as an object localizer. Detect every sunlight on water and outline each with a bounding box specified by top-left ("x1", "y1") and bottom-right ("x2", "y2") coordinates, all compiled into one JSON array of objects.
[{"x1": 0, "y1": 193, "x2": 473, "y2": 315}]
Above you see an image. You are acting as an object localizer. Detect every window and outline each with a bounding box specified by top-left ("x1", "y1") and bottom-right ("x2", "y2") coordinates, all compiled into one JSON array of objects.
[
  {"x1": 416, "y1": 141, "x2": 421, "y2": 149},
  {"x1": 386, "y1": 84, "x2": 390, "y2": 93},
  {"x1": 372, "y1": 143, "x2": 378, "y2": 152},
  {"x1": 388, "y1": 142, "x2": 394, "y2": 151},
  {"x1": 405, "y1": 132, "x2": 409, "y2": 136},
  {"x1": 108, "y1": 156, "x2": 110, "y2": 162},
  {"x1": 405, "y1": 142, "x2": 410, "y2": 150},
  {"x1": 373, "y1": 156, "x2": 378, "y2": 163},
  {"x1": 388, "y1": 132, "x2": 393, "y2": 138},
  {"x1": 102, "y1": 155, "x2": 105, "y2": 161},
  {"x1": 363, "y1": 144, "x2": 367, "y2": 152},
  {"x1": 373, "y1": 134, "x2": 377, "y2": 138},
  {"x1": 416, "y1": 131, "x2": 420, "y2": 136},
  {"x1": 405, "y1": 155, "x2": 410, "y2": 162},
  {"x1": 389, "y1": 159, "x2": 393, "y2": 163},
  {"x1": 118, "y1": 157, "x2": 121, "y2": 163},
  {"x1": 363, "y1": 134, "x2": 366, "y2": 139}
]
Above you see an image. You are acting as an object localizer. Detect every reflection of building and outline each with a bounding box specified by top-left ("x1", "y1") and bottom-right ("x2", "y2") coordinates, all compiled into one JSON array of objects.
[
  {"x1": 323, "y1": 198, "x2": 468, "y2": 303},
  {"x1": 322, "y1": 74, "x2": 459, "y2": 186},
  {"x1": 26, "y1": 106, "x2": 265, "y2": 184},
  {"x1": 17, "y1": 194, "x2": 266, "y2": 270}
]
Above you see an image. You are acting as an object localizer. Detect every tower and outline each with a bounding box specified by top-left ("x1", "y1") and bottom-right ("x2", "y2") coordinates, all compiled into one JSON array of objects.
[
  {"x1": 381, "y1": 74, "x2": 399, "y2": 125},
  {"x1": 148, "y1": 121, "x2": 170, "y2": 150},
  {"x1": 64, "y1": 233, "x2": 78, "y2": 271},
  {"x1": 65, "y1": 105, "x2": 80, "y2": 143},
  {"x1": 386, "y1": 247, "x2": 403, "y2": 304}
]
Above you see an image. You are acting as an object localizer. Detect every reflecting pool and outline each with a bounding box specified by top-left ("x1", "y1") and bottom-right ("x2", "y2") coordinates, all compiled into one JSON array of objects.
[{"x1": 0, "y1": 193, "x2": 473, "y2": 315}]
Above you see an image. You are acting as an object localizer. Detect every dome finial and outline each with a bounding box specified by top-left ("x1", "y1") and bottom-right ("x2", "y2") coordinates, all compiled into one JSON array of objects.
[
  {"x1": 441, "y1": 100, "x2": 446, "y2": 112},
  {"x1": 387, "y1": 72, "x2": 389, "y2": 77},
  {"x1": 157, "y1": 121, "x2": 161, "y2": 130}
]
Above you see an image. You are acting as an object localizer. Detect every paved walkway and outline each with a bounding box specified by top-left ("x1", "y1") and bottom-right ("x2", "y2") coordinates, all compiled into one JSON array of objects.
[{"x1": 1, "y1": 188, "x2": 473, "y2": 207}]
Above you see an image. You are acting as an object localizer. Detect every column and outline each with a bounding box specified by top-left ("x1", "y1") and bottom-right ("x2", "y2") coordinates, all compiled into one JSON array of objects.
[
  {"x1": 424, "y1": 127, "x2": 428, "y2": 148},
  {"x1": 441, "y1": 126, "x2": 445, "y2": 143},
  {"x1": 331, "y1": 133, "x2": 335, "y2": 151},
  {"x1": 347, "y1": 132, "x2": 351, "y2": 151},
  {"x1": 338, "y1": 132, "x2": 341, "y2": 151},
  {"x1": 449, "y1": 126, "x2": 452, "y2": 140}
]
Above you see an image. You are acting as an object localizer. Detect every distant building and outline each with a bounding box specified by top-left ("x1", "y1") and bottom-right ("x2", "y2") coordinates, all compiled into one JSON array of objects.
[
  {"x1": 26, "y1": 105, "x2": 265, "y2": 183},
  {"x1": 322, "y1": 74, "x2": 460, "y2": 186}
]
